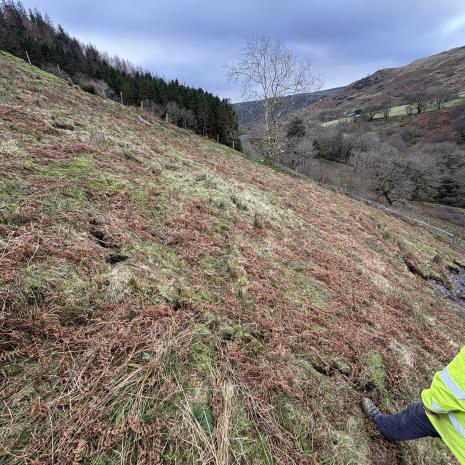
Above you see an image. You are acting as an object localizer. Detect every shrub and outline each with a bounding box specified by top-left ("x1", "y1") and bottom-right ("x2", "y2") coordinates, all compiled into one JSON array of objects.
[
  {"x1": 312, "y1": 129, "x2": 353, "y2": 164},
  {"x1": 40, "y1": 63, "x2": 72, "y2": 83},
  {"x1": 74, "y1": 74, "x2": 113, "y2": 99}
]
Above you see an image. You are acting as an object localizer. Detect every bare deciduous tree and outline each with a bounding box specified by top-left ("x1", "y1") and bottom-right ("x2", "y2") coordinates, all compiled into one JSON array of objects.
[
  {"x1": 409, "y1": 92, "x2": 431, "y2": 114},
  {"x1": 142, "y1": 100, "x2": 166, "y2": 118},
  {"x1": 407, "y1": 151, "x2": 443, "y2": 201},
  {"x1": 226, "y1": 36, "x2": 322, "y2": 163},
  {"x1": 164, "y1": 101, "x2": 198, "y2": 129},
  {"x1": 363, "y1": 107, "x2": 379, "y2": 121},
  {"x1": 382, "y1": 98, "x2": 392, "y2": 119},
  {"x1": 406, "y1": 103, "x2": 414, "y2": 116},
  {"x1": 361, "y1": 145, "x2": 414, "y2": 204},
  {"x1": 429, "y1": 87, "x2": 454, "y2": 110}
]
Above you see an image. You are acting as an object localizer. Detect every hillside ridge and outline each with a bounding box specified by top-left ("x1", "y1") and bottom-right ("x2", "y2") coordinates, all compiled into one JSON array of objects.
[
  {"x1": 1, "y1": 51, "x2": 465, "y2": 465},
  {"x1": 318, "y1": 44, "x2": 465, "y2": 115}
]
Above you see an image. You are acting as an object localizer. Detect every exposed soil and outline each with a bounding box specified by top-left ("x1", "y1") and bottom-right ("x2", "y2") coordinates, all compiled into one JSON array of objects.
[{"x1": 430, "y1": 263, "x2": 465, "y2": 315}]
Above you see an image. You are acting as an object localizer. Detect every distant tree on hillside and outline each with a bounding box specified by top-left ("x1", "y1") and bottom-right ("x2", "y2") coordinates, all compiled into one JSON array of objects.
[
  {"x1": 429, "y1": 143, "x2": 465, "y2": 206},
  {"x1": 382, "y1": 98, "x2": 392, "y2": 118},
  {"x1": 226, "y1": 35, "x2": 322, "y2": 163},
  {"x1": 429, "y1": 87, "x2": 454, "y2": 110},
  {"x1": 409, "y1": 92, "x2": 431, "y2": 114},
  {"x1": 286, "y1": 117, "x2": 306, "y2": 139},
  {"x1": 407, "y1": 151, "x2": 443, "y2": 201},
  {"x1": 318, "y1": 109, "x2": 339, "y2": 123},
  {"x1": 142, "y1": 100, "x2": 166, "y2": 118},
  {"x1": 363, "y1": 107, "x2": 379, "y2": 121},
  {"x1": 452, "y1": 104, "x2": 465, "y2": 144},
  {"x1": 313, "y1": 129, "x2": 353, "y2": 164},
  {"x1": 283, "y1": 117, "x2": 309, "y2": 168},
  {"x1": 361, "y1": 145, "x2": 414, "y2": 204}
]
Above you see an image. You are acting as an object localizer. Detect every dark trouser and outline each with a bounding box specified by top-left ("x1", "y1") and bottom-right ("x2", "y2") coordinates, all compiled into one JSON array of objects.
[{"x1": 374, "y1": 401, "x2": 439, "y2": 440}]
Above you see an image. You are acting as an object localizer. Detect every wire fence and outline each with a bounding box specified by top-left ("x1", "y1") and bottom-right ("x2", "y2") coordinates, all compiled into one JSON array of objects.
[{"x1": 362, "y1": 199, "x2": 465, "y2": 251}]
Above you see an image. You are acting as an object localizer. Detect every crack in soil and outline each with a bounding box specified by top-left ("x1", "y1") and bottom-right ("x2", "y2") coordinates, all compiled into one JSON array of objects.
[{"x1": 89, "y1": 218, "x2": 129, "y2": 265}]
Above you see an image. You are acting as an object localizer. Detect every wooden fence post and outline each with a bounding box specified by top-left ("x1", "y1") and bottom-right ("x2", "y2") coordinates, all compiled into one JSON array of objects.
[
  {"x1": 232, "y1": 141, "x2": 235, "y2": 150},
  {"x1": 25, "y1": 51, "x2": 31, "y2": 64},
  {"x1": 120, "y1": 91, "x2": 123, "y2": 105}
]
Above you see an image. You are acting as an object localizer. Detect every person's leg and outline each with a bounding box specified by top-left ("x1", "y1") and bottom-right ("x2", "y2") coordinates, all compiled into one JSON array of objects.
[{"x1": 374, "y1": 400, "x2": 439, "y2": 441}]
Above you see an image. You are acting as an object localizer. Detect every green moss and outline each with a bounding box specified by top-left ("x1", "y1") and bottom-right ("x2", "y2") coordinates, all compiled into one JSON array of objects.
[
  {"x1": 0, "y1": 178, "x2": 23, "y2": 223},
  {"x1": 132, "y1": 240, "x2": 180, "y2": 267},
  {"x1": 189, "y1": 324, "x2": 218, "y2": 372},
  {"x1": 191, "y1": 402, "x2": 214, "y2": 434},
  {"x1": 319, "y1": 416, "x2": 371, "y2": 465},
  {"x1": 92, "y1": 456, "x2": 112, "y2": 465},
  {"x1": 229, "y1": 403, "x2": 275, "y2": 465},
  {"x1": 129, "y1": 189, "x2": 146, "y2": 206},
  {"x1": 11, "y1": 426, "x2": 34, "y2": 452},
  {"x1": 20, "y1": 261, "x2": 100, "y2": 322},
  {"x1": 177, "y1": 285, "x2": 222, "y2": 305},
  {"x1": 91, "y1": 174, "x2": 128, "y2": 193},
  {"x1": 0, "y1": 178, "x2": 22, "y2": 197},
  {"x1": 270, "y1": 394, "x2": 314, "y2": 456},
  {"x1": 302, "y1": 280, "x2": 328, "y2": 309},
  {"x1": 34, "y1": 155, "x2": 94, "y2": 182},
  {"x1": 365, "y1": 238, "x2": 385, "y2": 254},
  {"x1": 211, "y1": 209, "x2": 232, "y2": 237},
  {"x1": 218, "y1": 321, "x2": 263, "y2": 355},
  {"x1": 201, "y1": 253, "x2": 221, "y2": 273},
  {"x1": 361, "y1": 350, "x2": 386, "y2": 394},
  {"x1": 284, "y1": 277, "x2": 329, "y2": 311},
  {"x1": 39, "y1": 187, "x2": 93, "y2": 216},
  {"x1": 283, "y1": 288, "x2": 301, "y2": 306}
]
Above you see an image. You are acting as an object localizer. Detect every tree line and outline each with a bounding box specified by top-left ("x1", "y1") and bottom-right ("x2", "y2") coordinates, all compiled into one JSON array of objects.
[
  {"x1": 280, "y1": 116, "x2": 465, "y2": 208},
  {"x1": 359, "y1": 88, "x2": 455, "y2": 122},
  {"x1": 0, "y1": 1, "x2": 241, "y2": 148}
]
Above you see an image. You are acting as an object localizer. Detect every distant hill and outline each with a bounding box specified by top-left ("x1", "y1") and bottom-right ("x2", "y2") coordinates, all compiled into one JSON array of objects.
[
  {"x1": 234, "y1": 87, "x2": 343, "y2": 125},
  {"x1": 2, "y1": 50, "x2": 465, "y2": 465},
  {"x1": 318, "y1": 45, "x2": 465, "y2": 116},
  {"x1": 236, "y1": 45, "x2": 465, "y2": 125}
]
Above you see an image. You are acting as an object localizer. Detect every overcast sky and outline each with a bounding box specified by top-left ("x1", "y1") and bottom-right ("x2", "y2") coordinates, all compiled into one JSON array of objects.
[{"x1": 20, "y1": 1, "x2": 465, "y2": 102}]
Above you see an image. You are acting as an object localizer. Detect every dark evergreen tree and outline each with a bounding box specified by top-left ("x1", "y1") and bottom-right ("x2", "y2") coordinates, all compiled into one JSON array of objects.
[{"x1": 286, "y1": 117, "x2": 306, "y2": 139}]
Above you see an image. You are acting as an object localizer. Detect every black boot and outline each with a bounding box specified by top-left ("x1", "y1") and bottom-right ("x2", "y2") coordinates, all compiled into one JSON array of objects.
[{"x1": 361, "y1": 398, "x2": 381, "y2": 421}]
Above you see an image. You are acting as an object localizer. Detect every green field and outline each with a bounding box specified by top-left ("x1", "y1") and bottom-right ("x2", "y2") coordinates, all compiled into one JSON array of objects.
[{"x1": 322, "y1": 91, "x2": 465, "y2": 127}]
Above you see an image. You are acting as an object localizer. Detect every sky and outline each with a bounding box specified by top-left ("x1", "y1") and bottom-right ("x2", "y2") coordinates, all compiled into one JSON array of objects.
[{"x1": 19, "y1": 0, "x2": 465, "y2": 102}]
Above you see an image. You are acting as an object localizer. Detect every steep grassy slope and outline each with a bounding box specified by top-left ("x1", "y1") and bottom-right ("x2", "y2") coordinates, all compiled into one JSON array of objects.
[
  {"x1": 319, "y1": 45, "x2": 465, "y2": 115},
  {"x1": 1, "y1": 51, "x2": 465, "y2": 465}
]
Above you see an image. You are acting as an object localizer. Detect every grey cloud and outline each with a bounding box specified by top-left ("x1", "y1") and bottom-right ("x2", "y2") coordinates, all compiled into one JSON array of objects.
[{"x1": 21, "y1": 1, "x2": 465, "y2": 100}]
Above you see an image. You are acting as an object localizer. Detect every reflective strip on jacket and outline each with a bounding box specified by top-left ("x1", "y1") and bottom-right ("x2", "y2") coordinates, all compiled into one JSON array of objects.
[{"x1": 422, "y1": 346, "x2": 465, "y2": 465}]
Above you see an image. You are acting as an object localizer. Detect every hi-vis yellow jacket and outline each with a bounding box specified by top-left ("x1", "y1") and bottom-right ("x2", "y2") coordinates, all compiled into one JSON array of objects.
[{"x1": 422, "y1": 347, "x2": 465, "y2": 465}]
